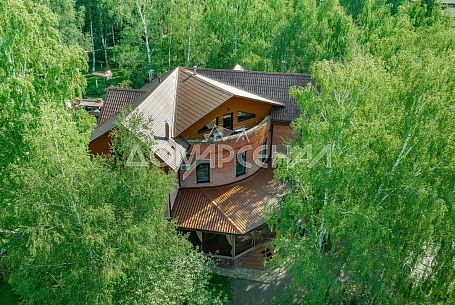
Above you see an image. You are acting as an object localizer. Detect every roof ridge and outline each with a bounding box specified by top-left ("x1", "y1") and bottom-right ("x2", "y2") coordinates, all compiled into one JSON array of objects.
[
  {"x1": 199, "y1": 188, "x2": 242, "y2": 234},
  {"x1": 180, "y1": 68, "x2": 235, "y2": 98},
  {"x1": 107, "y1": 87, "x2": 148, "y2": 92},
  {"x1": 189, "y1": 67, "x2": 312, "y2": 77},
  {"x1": 171, "y1": 68, "x2": 181, "y2": 137},
  {"x1": 180, "y1": 68, "x2": 283, "y2": 106}
]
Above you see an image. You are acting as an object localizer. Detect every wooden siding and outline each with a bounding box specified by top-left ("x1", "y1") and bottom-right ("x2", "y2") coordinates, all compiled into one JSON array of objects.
[
  {"x1": 175, "y1": 69, "x2": 233, "y2": 136},
  {"x1": 180, "y1": 96, "x2": 272, "y2": 140}
]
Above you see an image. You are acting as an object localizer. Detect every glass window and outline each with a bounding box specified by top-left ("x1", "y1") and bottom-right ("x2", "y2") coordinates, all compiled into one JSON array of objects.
[
  {"x1": 260, "y1": 139, "x2": 267, "y2": 163},
  {"x1": 223, "y1": 113, "x2": 233, "y2": 130},
  {"x1": 236, "y1": 151, "x2": 247, "y2": 177},
  {"x1": 237, "y1": 111, "x2": 256, "y2": 122},
  {"x1": 198, "y1": 118, "x2": 218, "y2": 134},
  {"x1": 196, "y1": 161, "x2": 210, "y2": 183}
]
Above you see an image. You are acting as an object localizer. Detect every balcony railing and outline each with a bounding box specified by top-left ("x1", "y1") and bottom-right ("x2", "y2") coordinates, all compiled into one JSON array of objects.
[{"x1": 187, "y1": 116, "x2": 270, "y2": 144}]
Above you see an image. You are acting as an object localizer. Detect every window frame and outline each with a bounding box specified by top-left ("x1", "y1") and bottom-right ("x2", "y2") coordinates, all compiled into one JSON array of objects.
[
  {"x1": 223, "y1": 113, "x2": 233, "y2": 130},
  {"x1": 235, "y1": 151, "x2": 247, "y2": 177},
  {"x1": 260, "y1": 138, "x2": 268, "y2": 164},
  {"x1": 196, "y1": 160, "x2": 210, "y2": 184},
  {"x1": 237, "y1": 111, "x2": 256, "y2": 122}
]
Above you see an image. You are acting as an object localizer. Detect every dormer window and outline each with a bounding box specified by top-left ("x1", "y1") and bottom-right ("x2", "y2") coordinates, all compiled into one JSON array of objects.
[
  {"x1": 237, "y1": 111, "x2": 255, "y2": 122},
  {"x1": 198, "y1": 117, "x2": 218, "y2": 134}
]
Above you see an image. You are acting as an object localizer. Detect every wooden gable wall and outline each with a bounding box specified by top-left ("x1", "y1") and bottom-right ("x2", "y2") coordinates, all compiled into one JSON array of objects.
[{"x1": 179, "y1": 96, "x2": 273, "y2": 140}]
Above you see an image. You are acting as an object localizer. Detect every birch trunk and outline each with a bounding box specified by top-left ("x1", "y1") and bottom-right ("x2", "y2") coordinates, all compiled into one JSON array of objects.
[
  {"x1": 186, "y1": 0, "x2": 192, "y2": 66},
  {"x1": 98, "y1": 12, "x2": 109, "y2": 68},
  {"x1": 136, "y1": 1, "x2": 152, "y2": 65},
  {"x1": 102, "y1": 35, "x2": 109, "y2": 69},
  {"x1": 168, "y1": 33, "x2": 171, "y2": 69},
  {"x1": 111, "y1": 25, "x2": 115, "y2": 45},
  {"x1": 90, "y1": 17, "x2": 96, "y2": 73}
]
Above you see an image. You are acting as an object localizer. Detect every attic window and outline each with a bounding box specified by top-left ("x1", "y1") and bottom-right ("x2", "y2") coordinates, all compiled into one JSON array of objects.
[
  {"x1": 237, "y1": 111, "x2": 255, "y2": 122},
  {"x1": 198, "y1": 117, "x2": 218, "y2": 134}
]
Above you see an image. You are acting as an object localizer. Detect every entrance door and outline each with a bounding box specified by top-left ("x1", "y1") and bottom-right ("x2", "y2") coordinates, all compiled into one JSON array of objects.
[{"x1": 223, "y1": 113, "x2": 233, "y2": 130}]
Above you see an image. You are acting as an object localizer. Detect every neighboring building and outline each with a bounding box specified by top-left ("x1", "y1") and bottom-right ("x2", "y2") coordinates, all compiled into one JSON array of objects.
[
  {"x1": 89, "y1": 66, "x2": 311, "y2": 262},
  {"x1": 69, "y1": 98, "x2": 104, "y2": 120}
]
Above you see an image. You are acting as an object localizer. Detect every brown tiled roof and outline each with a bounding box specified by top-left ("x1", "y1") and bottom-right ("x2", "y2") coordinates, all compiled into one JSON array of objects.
[
  {"x1": 97, "y1": 72, "x2": 172, "y2": 126},
  {"x1": 98, "y1": 88, "x2": 147, "y2": 125},
  {"x1": 171, "y1": 167, "x2": 287, "y2": 235},
  {"x1": 194, "y1": 68, "x2": 312, "y2": 122}
]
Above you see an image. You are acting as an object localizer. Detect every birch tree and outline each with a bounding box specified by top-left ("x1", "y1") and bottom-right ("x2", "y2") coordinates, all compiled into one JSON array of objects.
[
  {"x1": 1, "y1": 105, "x2": 228, "y2": 305},
  {"x1": 0, "y1": 0, "x2": 86, "y2": 180},
  {"x1": 269, "y1": 2, "x2": 455, "y2": 304}
]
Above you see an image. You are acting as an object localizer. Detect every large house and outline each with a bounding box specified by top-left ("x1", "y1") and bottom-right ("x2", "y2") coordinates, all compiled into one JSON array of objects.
[{"x1": 89, "y1": 66, "x2": 311, "y2": 262}]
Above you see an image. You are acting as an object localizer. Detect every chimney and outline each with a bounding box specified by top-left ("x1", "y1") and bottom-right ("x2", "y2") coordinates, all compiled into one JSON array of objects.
[
  {"x1": 164, "y1": 121, "x2": 170, "y2": 139},
  {"x1": 193, "y1": 65, "x2": 197, "y2": 74}
]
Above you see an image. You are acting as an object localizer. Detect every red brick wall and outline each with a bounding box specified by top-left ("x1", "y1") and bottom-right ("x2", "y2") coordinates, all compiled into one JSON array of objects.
[
  {"x1": 271, "y1": 123, "x2": 294, "y2": 154},
  {"x1": 180, "y1": 120, "x2": 272, "y2": 188}
]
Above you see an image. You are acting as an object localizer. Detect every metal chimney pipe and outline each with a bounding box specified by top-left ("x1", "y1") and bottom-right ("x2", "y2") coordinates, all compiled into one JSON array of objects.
[{"x1": 164, "y1": 121, "x2": 170, "y2": 139}]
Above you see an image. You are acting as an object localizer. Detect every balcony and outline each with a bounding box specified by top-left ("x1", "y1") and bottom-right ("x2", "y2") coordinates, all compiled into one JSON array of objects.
[
  {"x1": 186, "y1": 116, "x2": 270, "y2": 144},
  {"x1": 179, "y1": 117, "x2": 272, "y2": 188}
]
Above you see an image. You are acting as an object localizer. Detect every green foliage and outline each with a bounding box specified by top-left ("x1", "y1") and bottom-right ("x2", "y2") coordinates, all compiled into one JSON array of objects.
[
  {"x1": 1, "y1": 105, "x2": 227, "y2": 305},
  {"x1": 208, "y1": 275, "x2": 233, "y2": 303},
  {"x1": 0, "y1": 0, "x2": 87, "y2": 177},
  {"x1": 76, "y1": 0, "x2": 355, "y2": 88},
  {"x1": 34, "y1": 0, "x2": 88, "y2": 47},
  {"x1": 0, "y1": 2, "x2": 228, "y2": 304},
  {"x1": 0, "y1": 279, "x2": 20, "y2": 305},
  {"x1": 272, "y1": 0, "x2": 355, "y2": 72},
  {"x1": 270, "y1": 2, "x2": 455, "y2": 304}
]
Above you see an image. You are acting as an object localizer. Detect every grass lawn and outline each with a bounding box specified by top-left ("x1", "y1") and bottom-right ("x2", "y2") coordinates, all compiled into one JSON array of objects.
[
  {"x1": 84, "y1": 66, "x2": 126, "y2": 99},
  {"x1": 0, "y1": 279, "x2": 20, "y2": 305}
]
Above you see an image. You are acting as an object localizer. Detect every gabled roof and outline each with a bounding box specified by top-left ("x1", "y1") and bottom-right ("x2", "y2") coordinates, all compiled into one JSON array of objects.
[
  {"x1": 172, "y1": 166, "x2": 287, "y2": 235},
  {"x1": 130, "y1": 69, "x2": 187, "y2": 170},
  {"x1": 194, "y1": 68, "x2": 312, "y2": 122},
  {"x1": 90, "y1": 66, "x2": 310, "y2": 169}
]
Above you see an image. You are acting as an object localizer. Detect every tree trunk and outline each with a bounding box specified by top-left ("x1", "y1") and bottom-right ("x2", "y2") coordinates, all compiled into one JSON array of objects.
[
  {"x1": 99, "y1": 11, "x2": 109, "y2": 69},
  {"x1": 90, "y1": 17, "x2": 96, "y2": 73},
  {"x1": 186, "y1": 0, "x2": 192, "y2": 66},
  {"x1": 168, "y1": 32, "x2": 171, "y2": 69},
  {"x1": 111, "y1": 25, "x2": 115, "y2": 45},
  {"x1": 136, "y1": 1, "x2": 152, "y2": 65},
  {"x1": 101, "y1": 35, "x2": 109, "y2": 69}
]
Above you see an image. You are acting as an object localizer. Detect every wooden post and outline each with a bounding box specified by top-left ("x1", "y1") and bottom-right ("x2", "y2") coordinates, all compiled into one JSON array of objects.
[{"x1": 232, "y1": 235, "x2": 236, "y2": 260}]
